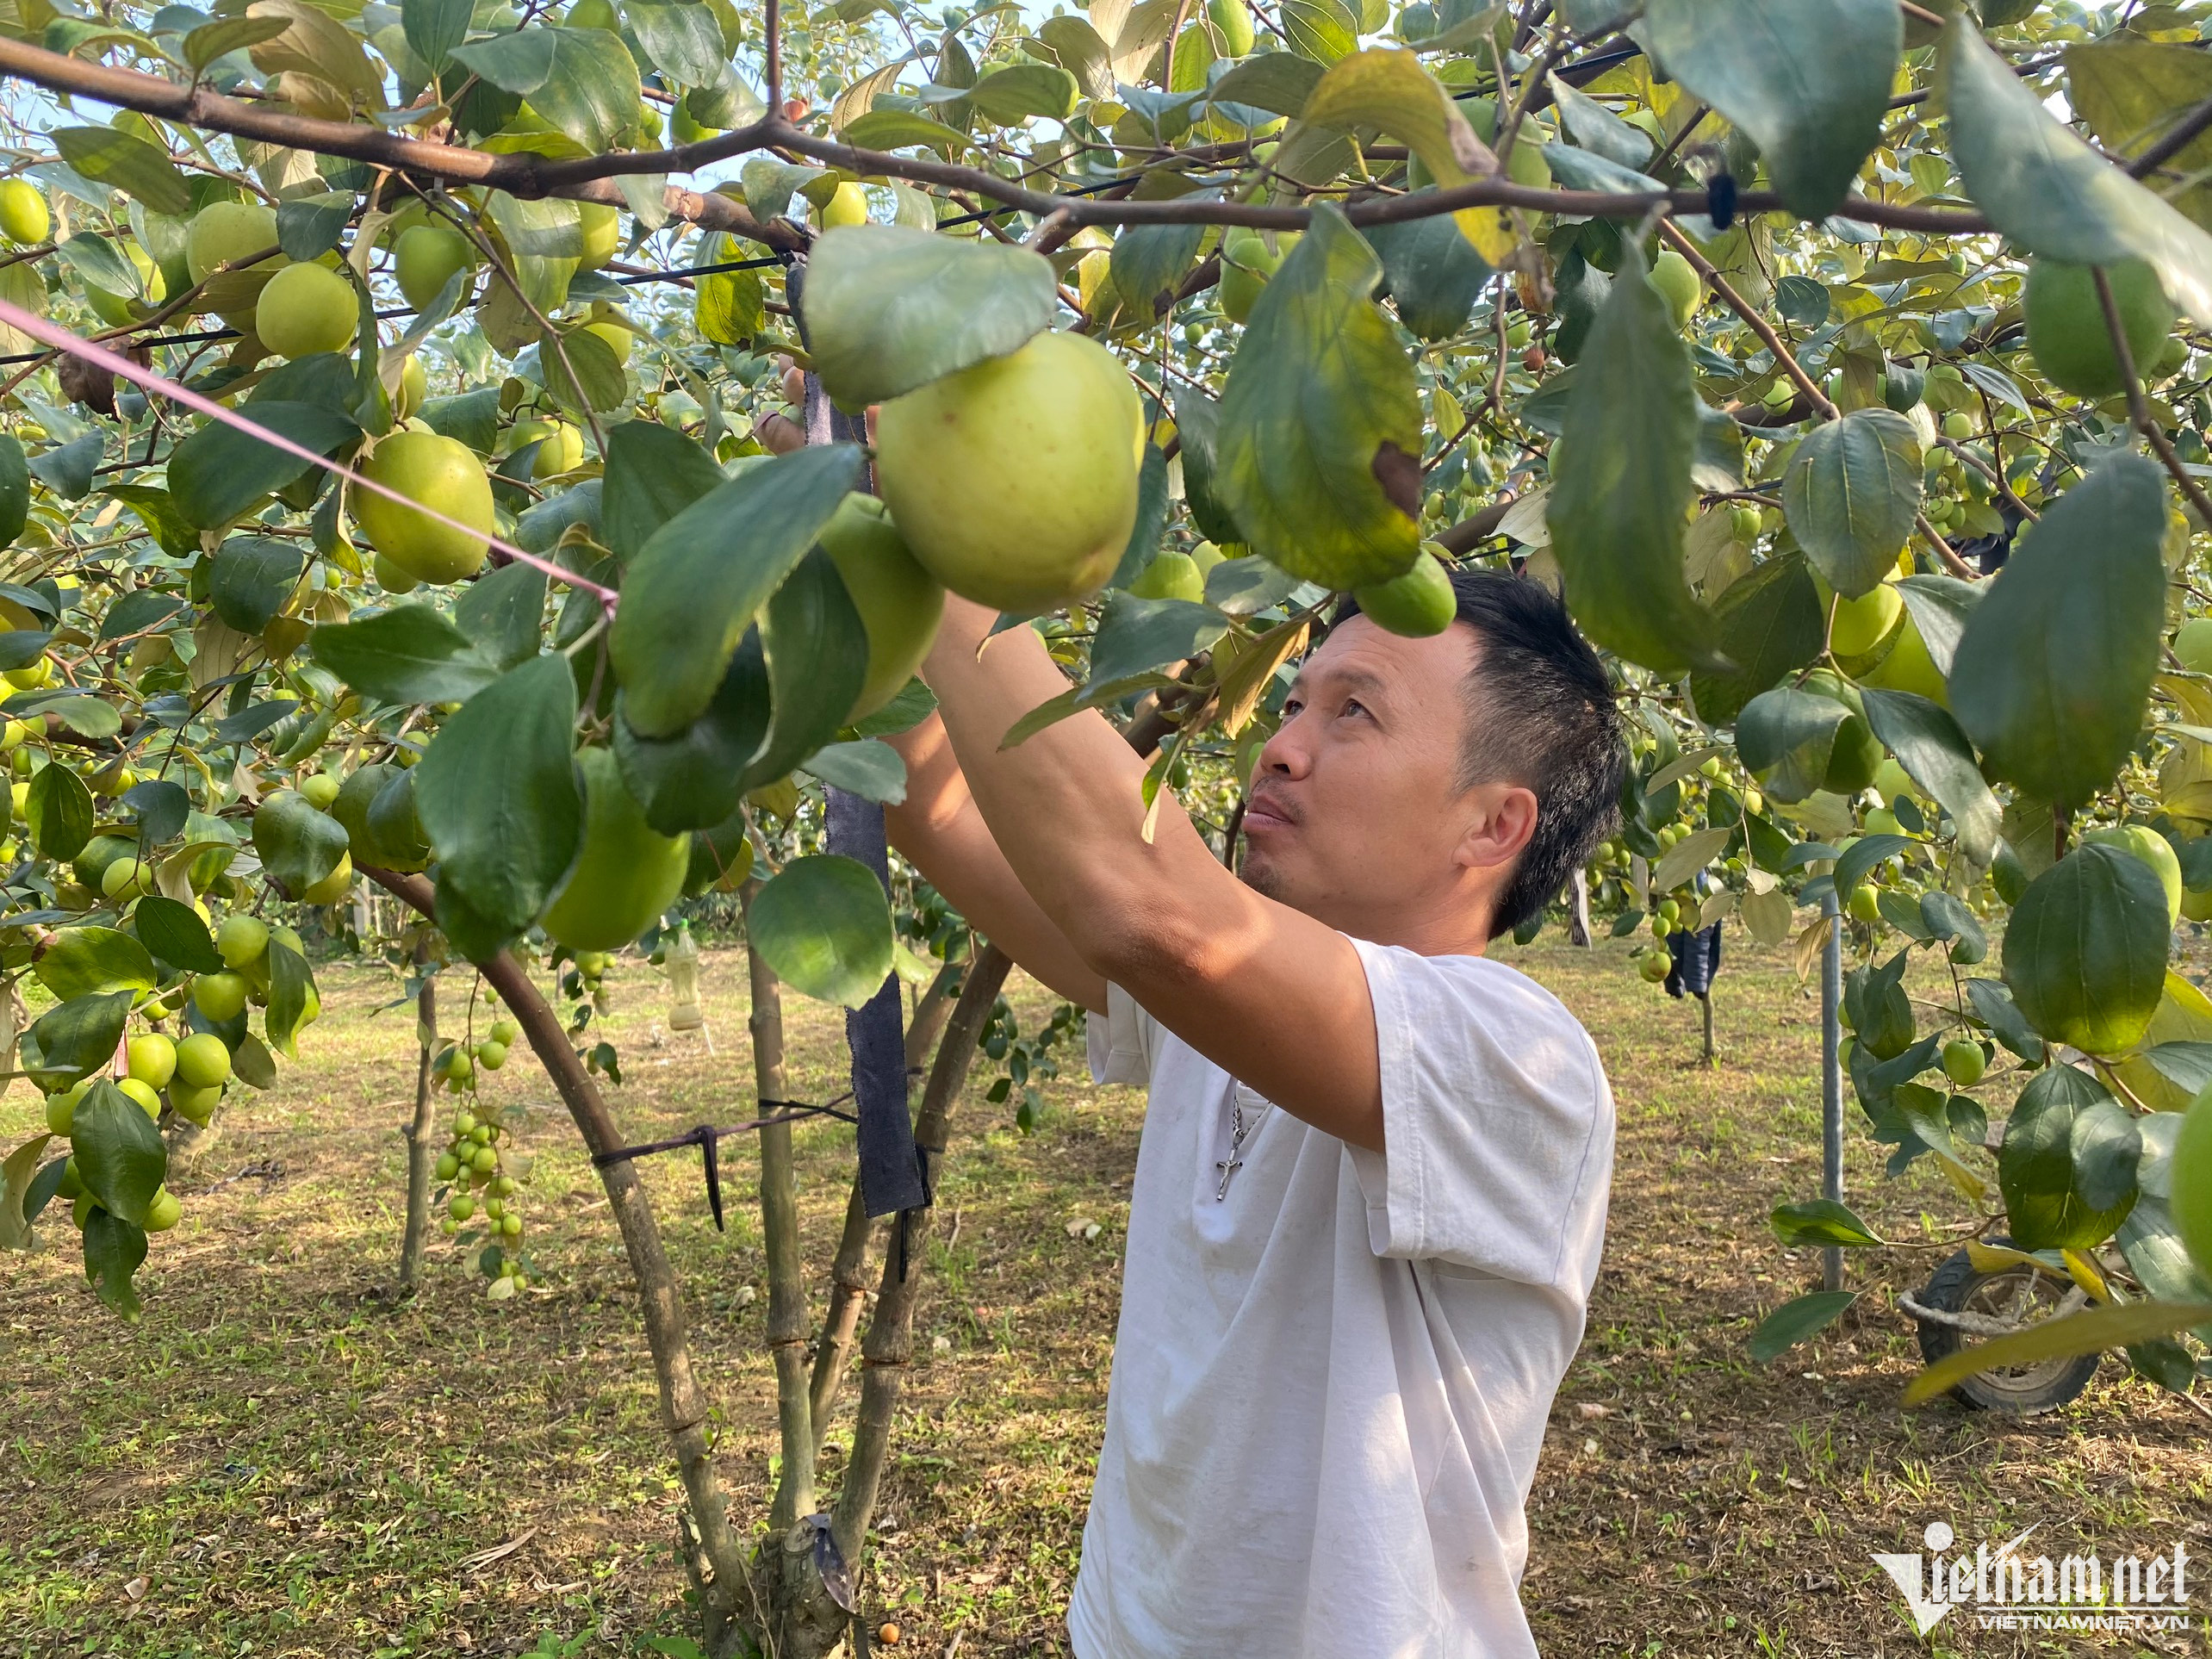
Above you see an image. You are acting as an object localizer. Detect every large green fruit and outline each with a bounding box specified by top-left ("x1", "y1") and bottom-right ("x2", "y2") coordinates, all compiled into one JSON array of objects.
[
  {"x1": 256, "y1": 261, "x2": 357, "y2": 359},
  {"x1": 1825, "y1": 581, "x2": 1903, "y2": 657},
  {"x1": 2176, "y1": 616, "x2": 2212, "y2": 673},
  {"x1": 820, "y1": 494, "x2": 944, "y2": 720},
  {"x1": 1858, "y1": 612, "x2": 1948, "y2": 705},
  {"x1": 2024, "y1": 258, "x2": 2175, "y2": 399},
  {"x1": 0, "y1": 179, "x2": 49, "y2": 246},
  {"x1": 1353, "y1": 550, "x2": 1456, "y2": 637},
  {"x1": 1208, "y1": 0, "x2": 1255, "y2": 53},
  {"x1": 366, "y1": 768, "x2": 432, "y2": 873},
  {"x1": 2173, "y1": 1086, "x2": 2212, "y2": 1279},
  {"x1": 394, "y1": 224, "x2": 473, "y2": 311},
  {"x1": 1650, "y1": 248, "x2": 1702, "y2": 330},
  {"x1": 873, "y1": 330, "x2": 1141, "y2": 613},
  {"x1": 174, "y1": 1031, "x2": 233, "y2": 1090},
  {"x1": 2083, "y1": 823, "x2": 2184, "y2": 925},
  {"x1": 578, "y1": 202, "x2": 620, "y2": 269},
  {"x1": 185, "y1": 200, "x2": 277, "y2": 282},
  {"x1": 2004, "y1": 842, "x2": 2171, "y2": 1055},
  {"x1": 330, "y1": 762, "x2": 402, "y2": 867},
  {"x1": 355, "y1": 431, "x2": 495, "y2": 584},
  {"x1": 539, "y1": 748, "x2": 691, "y2": 951},
  {"x1": 817, "y1": 182, "x2": 870, "y2": 229},
  {"x1": 1803, "y1": 671, "x2": 1883, "y2": 794},
  {"x1": 1220, "y1": 229, "x2": 1290, "y2": 326},
  {"x1": 72, "y1": 833, "x2": 139, "y2": 892},
  {"x1": 1129, "y1": 550, "x2": 1205, "y2": 603}
]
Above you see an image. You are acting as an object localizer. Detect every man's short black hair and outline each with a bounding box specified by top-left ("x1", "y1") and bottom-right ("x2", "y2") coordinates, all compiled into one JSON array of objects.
[{"x1": 1333, "y1": 566, "x2": 1626, "y2": 939}]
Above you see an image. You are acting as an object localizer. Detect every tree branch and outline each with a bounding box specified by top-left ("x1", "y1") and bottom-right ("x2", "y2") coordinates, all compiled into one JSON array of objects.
[
  {"x1": 2096, "y1": 264, "x2": 2212, "y2": 528},
  {"x1": 0, "y1": 38, "x2": 1991, "y2": 242},
  {"x1": 362, "y1": 867, "x2": 751, "y2": 1631}
]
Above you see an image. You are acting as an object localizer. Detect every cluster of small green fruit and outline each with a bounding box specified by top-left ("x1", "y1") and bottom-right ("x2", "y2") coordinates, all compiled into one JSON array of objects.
[
  {"x1": 435, "y1": 1010, "x2": 531, "y2": 1292},
  {"x1": 40, "y1": 1022, "x2": 237, "y2": 1235}
]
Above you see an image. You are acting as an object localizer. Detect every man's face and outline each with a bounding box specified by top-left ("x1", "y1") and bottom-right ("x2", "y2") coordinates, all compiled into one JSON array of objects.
[{"x1": 1240, "y1": 616, "x2": 1527, "y2": 943}]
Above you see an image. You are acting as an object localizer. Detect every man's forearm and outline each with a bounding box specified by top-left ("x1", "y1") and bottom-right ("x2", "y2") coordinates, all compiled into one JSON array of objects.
[{"x1": 919, "y1": 599, "x2": 1222, "y2": 977}]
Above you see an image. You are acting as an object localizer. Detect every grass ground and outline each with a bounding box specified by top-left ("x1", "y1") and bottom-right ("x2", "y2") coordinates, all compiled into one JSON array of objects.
[{"x1": 0, "y1": 932, "x2": 2207, "y2": 1658}]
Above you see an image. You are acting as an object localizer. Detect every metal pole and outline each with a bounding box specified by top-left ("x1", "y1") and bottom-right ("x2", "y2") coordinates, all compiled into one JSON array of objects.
[{"x1": 1819, "y1": 888, "x2": 1844, "y2": 1293}]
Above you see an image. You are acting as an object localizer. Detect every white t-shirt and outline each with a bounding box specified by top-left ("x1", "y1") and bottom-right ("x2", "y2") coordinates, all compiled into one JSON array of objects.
[{"x1": 1068, "y1": 936, "x2": 1614, "y2": 1659}]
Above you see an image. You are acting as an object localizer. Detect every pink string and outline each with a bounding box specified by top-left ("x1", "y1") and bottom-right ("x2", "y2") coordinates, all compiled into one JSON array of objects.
[{"x1": 0, "y1": 296, "x2": 620, "y2": 612}]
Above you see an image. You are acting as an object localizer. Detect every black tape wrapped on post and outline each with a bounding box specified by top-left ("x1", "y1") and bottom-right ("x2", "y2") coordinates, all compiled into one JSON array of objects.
[
  {"x1": 1665, "y1": 922, "x2": 1724, "y2": 999},
  {"x1": 828, "y1": 786, "x2": 931, "y2": 1218}
]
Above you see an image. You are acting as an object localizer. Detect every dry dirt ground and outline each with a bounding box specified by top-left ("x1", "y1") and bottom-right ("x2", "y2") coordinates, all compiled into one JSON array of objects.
[{"x1": 0, "y1": 935, "x2": 2207, "y2": 1658}]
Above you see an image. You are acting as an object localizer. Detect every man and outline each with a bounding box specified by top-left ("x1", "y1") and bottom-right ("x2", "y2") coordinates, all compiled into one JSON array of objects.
[{"x1": 884, "y1": 567, "x2": 1626, "y2": 1659}]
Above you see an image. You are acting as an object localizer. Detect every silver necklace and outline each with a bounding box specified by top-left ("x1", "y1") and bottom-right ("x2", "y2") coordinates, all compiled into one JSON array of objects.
[{"x1": 1215, "y1": 1087, "x2": 1258, "y2": 1200}]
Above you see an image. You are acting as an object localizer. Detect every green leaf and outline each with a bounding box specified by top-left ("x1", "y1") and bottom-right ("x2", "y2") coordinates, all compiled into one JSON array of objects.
[
  {"x1": 1109, "y1": 222, "x2": 1206, "y2": 317},
  {"x1": 1967, "y1": 976, "x2": 2041, "y2": 1060},
  {"x1": 1687, "y1": 551, "x2": 1824, "y2": 727},
  {"x1": 611, "y1": 444, "x2": 864, "y2": 739},
  {"x1": 1171, "y1": 388, "x2": 1246, "y2": 548},
  {"x1": 1547, "y1": 71, "x2": 1654, "y2": 171},
  {"x1": 421, "y1": 387, "x2": 501, "y2": 454},
  {"x1": 168, "y1": 401, "x2": 361, "y2": 531},
  {"x1": 1748, "y1": 1289, "x2": 1858, "y2": 1363},
  {"x1": 1281, "y1": 0, "x2": 1358, "y2": 64},
  {"x1": 800, "y1": 226, "x2": 1058, "y2": 407},
  {"x1": 1943, "y1": 14, "x2": 2212, "y2": 330},
  {"x1": 601, "y1": 419, "x2": 725, "y2": 561},
  {"x1": 52, "y1": 126, "x2": 193, "y2": 215},
  {"x1": 183, "y1": 14, "x2": 291, "y2": 72},
  {"x1": 1208, "y1": 51, "x2": 1325, "y2": 115},
  {"x1": 801, "y1": 739, "x2": 907, "y2": 804},
  {"x1": 742, "y1": 549, "x2": 872, "y2": 792},
  {"x1": 274, "y1": 190, "x2": 351, "y2": 263},
  {"x1": 1301, "y1": 50, "x2": 1510, "y2": 262},
  {"x1": 1780, "y1": 409, "x2": 1923, "y2": 599},
  {"x1": 625, "y1": 0, "x2": 726, "y2": 84},
  {"x1": 33, "y1": 928, "x2": 157, "y2": 1001},
  {"x1": 26, "y1": 761, "x2": 94, "y2": 861},
  {"x1": 840, "y1": 109, "x2": 971, "y2": 152},
  {"x1": 1644, "y1": 0, "x2": 1898, "y2": 218},
  {"x1": 613, "y1": 631, "x2": 772, "y2": 835},
  {"x1": 430, "y1": 568, "x2": 535, "y2": 679},
  {"x1": 1770, "y1": 1198, "x2": 1886, "y2": 1248},
  {"x1": 966, "y1": 63, "x2": 1079, "y2": 122},
  {"x1": 1903, "y1": 1295, "x2": 2212, "y2": 1405},
  {"x1": 0, "y1": 434, "x2": 28, "y2": 548},
  {"x1": 28, "y1": 433, "x2": 103, "y2": 501},
  {"x1": 1365, "y1": 202, "x2": 1493, "y2": 342},
  {"x1": 210, "y1": 535, "x2": 305, "y2": 633},
  {"x1": 2066, "y1": 38, "x2": 2212, "y2": 233},
  {"x1": 132, "y1": 894, "x2": 225, "y2": 973},
  {"x1": 0, "y1": 1133, "x2": 53, "y2": 1252},
  {"x1": 1894, "y1": 574, "x2": 1979, "y2": 675},
  {"x1": 20, "y1": 991, "x2": 133, "y2": 1091},
  {"x1": 401, "y1": 0, "x2": 471, "y2": 75},
  {"x1": 415, "y1": 654, "x2": 582, "y2": 948},
  {"x1": 310, "y1": 606, "x2": 499, "y2": 705},
  {"x1": 122, "y1": 779, "x2": 188, "y2": 846},
  {"x1": 1546, "y1": 250, "x2": 1719, "y2": 674},
  {"x1": 97, "y1": 587, "x2": 186, "y2": 643},
  {"x1": 252, "y1": 789, "x2": 350, "y2": 899},
  {"x1": 1216, "y1": 205, "x2": 1420, "y2": 589},
  {"x1": 1088, "y1": 593, "x2": 1230, "y2": 687},
  {"x1": 748, "y1": 854, "x2": 896, "y2": 1008},
  {"x1": 1736, "y1": 687, "x2": 1851, "y2": 803},
  {"x1": 451, "y1": 28, "x2": 640, "y2": 152},
  {"x1": 1857, "y1": 689, "x2": 2001, "y2": 867},
  {"x1": 1948, "y1": 454, "x2": 2165, "y2": 806},
  {"x1": 264, "y1": 938, "x2": 314, "y2": 1059},
  {"x1": 541, "y1": 323, "x2": 628, "y2": 418},
  {"x1": 2004, "y1": 843, "x2": 2171, "y2": 1056},
  {"x1": 695, "y1": 240, "x2": 765, "y2": 347},
  {"x1": 83, "y1": 1209, "x2": 149, "y2": 1319},
  {"x1": 71, "y1": 1083, "x2": 167, "y2": 1227}
]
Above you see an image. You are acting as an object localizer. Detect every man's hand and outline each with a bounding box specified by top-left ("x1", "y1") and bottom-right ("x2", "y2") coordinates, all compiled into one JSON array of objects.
[{"x1": 889, "y1": 598, "x2": 1383, "y2": 1153}]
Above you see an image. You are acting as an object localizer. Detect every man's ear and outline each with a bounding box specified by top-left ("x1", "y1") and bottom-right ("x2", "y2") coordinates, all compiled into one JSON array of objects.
[{"x1": 1457, "y1": 783, "x2": 1539, "y2": 873}]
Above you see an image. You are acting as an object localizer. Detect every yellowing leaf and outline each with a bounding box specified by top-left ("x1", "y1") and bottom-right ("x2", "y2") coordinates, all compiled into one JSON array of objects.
[{"x1": 1301, "y1": 49, "x2": 1519, "y2": 264}]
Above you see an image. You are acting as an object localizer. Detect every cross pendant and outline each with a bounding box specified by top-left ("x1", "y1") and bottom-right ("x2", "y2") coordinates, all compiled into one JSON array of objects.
[{"x1": 1214, "y1": 1155, "x2": 1242, "y2": 1201}]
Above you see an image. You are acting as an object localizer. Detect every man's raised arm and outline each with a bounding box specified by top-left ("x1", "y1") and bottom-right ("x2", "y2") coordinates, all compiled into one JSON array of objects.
[{"x1": 901, "y1": 597, "x2": 1387, "y2": 1152}]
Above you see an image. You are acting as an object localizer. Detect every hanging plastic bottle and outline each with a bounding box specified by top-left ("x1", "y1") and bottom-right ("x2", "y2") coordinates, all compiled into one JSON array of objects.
[{"x1": 665, "y1": 921, "x2": 704, "y2": 1031}]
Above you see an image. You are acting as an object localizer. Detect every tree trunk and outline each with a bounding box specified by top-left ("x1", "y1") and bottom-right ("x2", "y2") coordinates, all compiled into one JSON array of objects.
[
  {"x1": 395, "y1": 948, "x2": 438, "y2": 1292},
  {"x1": 1568, "y1": 868, "x2": 1592, "y2": 947},
  {"x1": 1700, "y1": 990, "x2": 1716, "y2": 1066},
  {"x1": 363, "y1": 868, "x2": 751, "y2": 1649},
  {"x1": 741, "y1": 878, "x2": 817, "y2": 1536},
  {"x1": 832, "y1": 945, "x2": 1011, "y2": 1563},
  {"x1": 162, "y1": 1112, "x2": 221, "y2": 1180},
  {"x1": 808, "y1": 954, "x2": 966, "y2": 1457}
]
